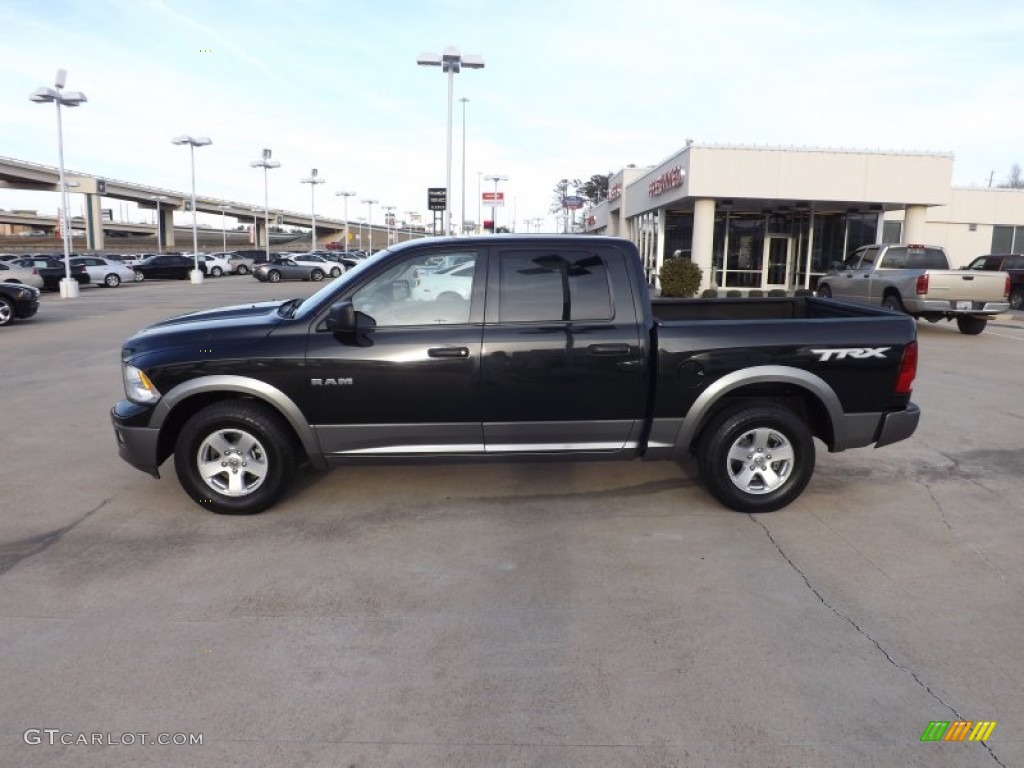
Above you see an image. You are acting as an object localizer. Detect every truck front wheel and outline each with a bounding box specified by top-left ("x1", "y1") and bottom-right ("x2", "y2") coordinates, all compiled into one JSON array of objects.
[
  {"x1": 698, "y1": 404, "x2": 815, "y2": 513},
  {"x1": 174, "y1": 401, "x2": 297, "y2": 514},
  {"x1": 956, "y1": 315, "x2": 987, "y2": 335}
]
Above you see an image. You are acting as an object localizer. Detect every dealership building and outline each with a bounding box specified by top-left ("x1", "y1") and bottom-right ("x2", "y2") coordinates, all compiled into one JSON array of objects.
[{"x1": 582, "y1": 143, "x2": 1024, "y2": 291}]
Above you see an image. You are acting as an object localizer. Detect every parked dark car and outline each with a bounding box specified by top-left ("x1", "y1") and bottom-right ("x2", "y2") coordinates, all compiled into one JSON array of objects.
[
  {"x1": 0, "y1": 281, "x2": 41, "y2": 326},
  {"x1": 10, "y1": 256, "x2": 90, "y2": 291},
  {"x1": 131, "y1": 254, "x2": 207, "y2": 280},
  {"x1": 964, "y1": 253, "x2": 1024, "y2": 310},
  {"x1": 112, "y1": 235, "x2": 920, "y2": 516}
]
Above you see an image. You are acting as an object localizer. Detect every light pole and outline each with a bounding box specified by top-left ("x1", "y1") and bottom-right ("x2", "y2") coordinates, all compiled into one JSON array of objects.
[
  {"x1": 477, "y1": 172, "x2": 482, "y2": 234},
  {"x1": 171, "y1": 134, "x2": 212, "y2": 283},
  {"x1": 335, "y1": 191, "x2": 356, "y2": 252},
  {"x1": 251, "y1": 207, "x2": 259, "y2": 247},
  {"x1": 250, "y1": 149, "x2": 281, "y2": 264},
  {"x1": 357, "y1": 217, "x2": 366, "y2": 251},
  {"x1": 485, "y1": 174, "x2": 507, "y2": 233},
  {"x1": 416, "y1": 47, "x2": 485, "y2": 237},
  {"x1": 300, "y1": 168, "x2": 325, "y2": 252},
  {"x1": 150, "y1": 195, "x2": 168, "y2": 253},
  {"x1": 404, "y1": 210, "x2": 417, "y2": 241},
  {"x1": 382, "y1": 205, "x2": 396, "y2": 245},
  {"x1": 361, "y1": 198, "x2": 377, "y2": 252},
  {"x1": 30, "y1": 69, "x2": 86, "y2": 298},
  {"x1": 459, "y1": 96, "x2": 469, "y2": 235},
  {"x1": 218, "y1": 205, "x2": 230, "y2": 254}
]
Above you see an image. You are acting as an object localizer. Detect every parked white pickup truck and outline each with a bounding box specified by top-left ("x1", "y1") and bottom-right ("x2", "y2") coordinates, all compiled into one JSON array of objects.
[{"x1": 817, "y1": 244, "x2": 1010, "y2": 334}]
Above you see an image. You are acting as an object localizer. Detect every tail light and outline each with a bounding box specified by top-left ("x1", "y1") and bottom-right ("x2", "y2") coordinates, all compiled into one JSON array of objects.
[
  {"x1": 895, "y1": 341, "x2": 917, "y2": 395},
  {"x1": 915, "y1": 274, "x2": 929, "y2": 295},
  {"x1": 1005, "y1": 275, "x2": 1011, "y2": 299}
]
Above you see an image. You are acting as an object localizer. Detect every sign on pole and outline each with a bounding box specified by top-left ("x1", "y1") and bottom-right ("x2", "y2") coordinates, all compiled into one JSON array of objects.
[
  {"x1": 561, "y1": 195, "x2": 586, "y2": 210},
  {"x1": 428, "y1": 187, "x2": 447, "y2": 212},
  {"x1": 481, "y1": 191, "x2": 505, "y2": 207}
]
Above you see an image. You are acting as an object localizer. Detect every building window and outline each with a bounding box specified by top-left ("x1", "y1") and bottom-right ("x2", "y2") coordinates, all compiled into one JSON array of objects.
[
  {"x1": 883, "y1": 221, "x2": 902, "y2": 244},
  {"x1": 991, "y1": 225, "x2": 1024, "y2": 253}
]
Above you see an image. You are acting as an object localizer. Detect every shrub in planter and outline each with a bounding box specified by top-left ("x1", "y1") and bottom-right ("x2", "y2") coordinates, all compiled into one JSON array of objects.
[{"x1": 658, "y1": 257, "x2": 703, "y2": 298}]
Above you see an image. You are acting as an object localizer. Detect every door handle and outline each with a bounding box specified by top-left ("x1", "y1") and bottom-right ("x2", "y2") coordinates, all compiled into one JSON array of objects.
[
  {"x1": 587, "y1": 343, "x2": 631, "y2": 356},
  {"x1": 428, "y1": 346, "x2": 470, "y2": 358}
]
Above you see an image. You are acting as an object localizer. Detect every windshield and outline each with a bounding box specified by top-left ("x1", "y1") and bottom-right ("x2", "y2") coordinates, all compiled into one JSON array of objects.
[{"x1": 292, "y1": 249, "x2": 392, "y2": 321}]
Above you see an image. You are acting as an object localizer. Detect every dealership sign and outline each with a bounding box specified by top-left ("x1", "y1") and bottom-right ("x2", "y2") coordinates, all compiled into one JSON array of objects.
[
  {"x1": 482, "y1": 191, "x2": 505, "y2": 207},
  {"x1": 427, "y1": 187, "x2": 447, "y2": 211},
  {"x1": 608, "y1": 182, "x2": 623, "y2": 201},
  {"x1": 648, "y1": 166, "x2": 685, "y2": 197}
]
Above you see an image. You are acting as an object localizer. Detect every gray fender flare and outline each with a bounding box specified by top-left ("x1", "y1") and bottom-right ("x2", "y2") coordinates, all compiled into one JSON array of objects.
[
  {"x1": 670, "y1": 365, "x2": 844, "y2": 460},
  {"x1": 152, "y1": 375, "x2": 325, "y2": 468}
]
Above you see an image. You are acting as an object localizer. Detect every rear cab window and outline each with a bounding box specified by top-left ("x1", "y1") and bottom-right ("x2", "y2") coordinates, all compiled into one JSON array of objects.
[{"x1": 497, "y1": 250, "x2": 614, "y2": 322}]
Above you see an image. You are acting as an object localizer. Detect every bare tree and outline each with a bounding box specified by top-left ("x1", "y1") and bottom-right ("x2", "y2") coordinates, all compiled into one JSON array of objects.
[{"x1": 999, "y1": 163, "x2": 1023, "y2": 189}]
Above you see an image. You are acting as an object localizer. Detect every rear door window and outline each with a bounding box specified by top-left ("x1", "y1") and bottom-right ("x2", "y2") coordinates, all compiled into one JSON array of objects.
[{"x1": 498, "y1": 250, "x2": 613, "y2": 322}]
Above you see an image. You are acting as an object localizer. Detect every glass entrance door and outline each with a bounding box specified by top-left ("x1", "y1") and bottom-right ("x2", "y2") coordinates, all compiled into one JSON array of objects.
[{"x1": 763, "y1": 236, "x2": 792, "y2": 289}]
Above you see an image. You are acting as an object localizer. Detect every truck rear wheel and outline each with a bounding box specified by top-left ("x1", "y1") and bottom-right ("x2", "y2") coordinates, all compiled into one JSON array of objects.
[
  {"x1": 698, "y1": 403, "x2": 815, "y2": 513},
  {"x1": 956, "y1": 315, "x2": 987, "y2": 335},
  {"x1": 882, "y1": 294, "x2": 904, "y2": 313},
  {"x1": 174, "y1": 401, "x2": 297, "y2": 514}
]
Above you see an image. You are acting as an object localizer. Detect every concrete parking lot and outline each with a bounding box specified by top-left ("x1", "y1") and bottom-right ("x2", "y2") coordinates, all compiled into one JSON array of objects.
[{"x1": 1, "y1": 277, "x2": 1022, "y2": 767}]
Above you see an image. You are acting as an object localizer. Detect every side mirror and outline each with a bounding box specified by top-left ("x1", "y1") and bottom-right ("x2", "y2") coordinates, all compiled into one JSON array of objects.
[{"x1": 325, "y1": 301, "x2": 356, "y2": 332}]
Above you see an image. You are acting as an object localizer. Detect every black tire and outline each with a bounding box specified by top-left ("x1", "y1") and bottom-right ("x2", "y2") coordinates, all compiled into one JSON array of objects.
[
  {"x1": 0, "y1": 296, "x2": 14, "y2": 327},
  {"x1": 267, "y1": 270, "x2": 282, "y2": 283},
  {"x1": 173, "y1": 401, "x2": 297, "y2": 514},
  {"x1": 330, "y1": 267, "x2": 342, "y2": 278},
  {"x1": 697, "y1": 403, "x2": 815, "y2": 513},
  {"x1": 236, "y1": 265, "x2": 249, "y2": 276},
  {"x1": 211, "y1": 266, "x2": 223, "y2": 277},
  {"x1": 104, "y1": 273, "x2": 121, "y2": 288},
  {"x1": 310, "y1": 268, "x2": 325, "y2": 282},
  {"x1": 134, "y1": 271, "x2": 144, "y2": 282},
  {"x1": 437, "y1": 291, "x2": 462, "y2": 302},
  {"x1": 1010, "y1": 287, "x2": 1023, "y2": 311},
  {"x1": 882, "y1": 294, "x2": 904, "y2": 313},
  {"x1": 817, "y1": 285, "x2": 832, "y2": 299},
  {"x1": 956, "y1": 315, "x2": 987, "y2": 335}
]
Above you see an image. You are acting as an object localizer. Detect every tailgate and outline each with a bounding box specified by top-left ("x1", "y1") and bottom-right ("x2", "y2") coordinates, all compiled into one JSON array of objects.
[{"x1": 924, "y1": 271, "x2": 1007, "y2": 303}]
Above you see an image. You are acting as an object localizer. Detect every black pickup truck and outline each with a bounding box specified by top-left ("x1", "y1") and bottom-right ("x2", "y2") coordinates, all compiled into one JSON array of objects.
[{"x1": 111, "y1": 235, "x2": 920, "y2": 515}]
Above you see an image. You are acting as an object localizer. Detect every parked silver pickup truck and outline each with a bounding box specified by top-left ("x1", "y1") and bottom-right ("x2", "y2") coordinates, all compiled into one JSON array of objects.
[{"x1": 817, "y1": 244, "x2": 1010, "y2": 334}]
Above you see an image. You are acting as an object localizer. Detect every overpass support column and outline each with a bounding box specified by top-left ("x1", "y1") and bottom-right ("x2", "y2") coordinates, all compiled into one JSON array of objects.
[
  {"x1": 158, "y1": 207, "x2": 175, "y2": 248},
  {"x1": 254, "y1": 219, "x2": 266, "y2": 248},
  {"x1": 692, "y1": 198, "x2": 716, "y2": 291},
  {"x1": 84, "y1": 193, "x2": 105, "y2": 251},
  {"x1": 902, "y1": 204, "x2": 927, "y2": 245}
]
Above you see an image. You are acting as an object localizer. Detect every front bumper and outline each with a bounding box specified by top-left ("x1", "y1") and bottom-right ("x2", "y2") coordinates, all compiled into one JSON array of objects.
[{"x1": 111, "y1": 400, "x2": 161, "y2": 477}]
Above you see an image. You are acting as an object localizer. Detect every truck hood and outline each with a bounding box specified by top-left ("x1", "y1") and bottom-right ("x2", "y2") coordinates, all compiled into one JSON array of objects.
[{"x1": 122, "y1": 301, "x2": 289, "y2": 360}]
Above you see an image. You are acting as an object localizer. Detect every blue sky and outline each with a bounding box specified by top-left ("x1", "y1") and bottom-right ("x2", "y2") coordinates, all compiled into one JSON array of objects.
[{"x1": 2, "y1": 0, "x2": 1023, "y2": 233}]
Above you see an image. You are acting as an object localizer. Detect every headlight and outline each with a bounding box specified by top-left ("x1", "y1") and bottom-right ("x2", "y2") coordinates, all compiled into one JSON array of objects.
[{"x1": 123, "y1": 364, "x2": 161, "y2": 404}]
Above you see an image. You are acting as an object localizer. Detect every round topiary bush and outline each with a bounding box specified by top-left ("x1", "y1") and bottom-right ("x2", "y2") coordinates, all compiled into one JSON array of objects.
[{"x1": 658, "y1": 257, "x2": 703, "y2": 298}]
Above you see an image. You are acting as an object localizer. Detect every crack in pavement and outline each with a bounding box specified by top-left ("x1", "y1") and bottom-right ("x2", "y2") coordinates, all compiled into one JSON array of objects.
[
  {"x1": 0, "y1": 497, "x2": 111, "y2": 578},
  {"x1": 748, "y1": 514, "x2": 1006, "y2": 767},
  {"x1": 917, "y1": 479, "x2": 1009, "y2": 586}
]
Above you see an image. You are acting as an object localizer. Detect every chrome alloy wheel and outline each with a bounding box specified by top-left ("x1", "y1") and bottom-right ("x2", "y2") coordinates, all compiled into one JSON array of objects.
[
  {"x1": 725, "y1": 427, "x2": 795, "y2": 495},
  {"x1": 196, "y1": 428, "x2": 269, "y2": 497}
]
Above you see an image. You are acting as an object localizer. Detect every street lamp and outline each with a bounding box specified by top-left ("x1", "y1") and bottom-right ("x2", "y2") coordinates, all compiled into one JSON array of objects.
[
  {"x1": 300, "y1": 168, "x2": 325, "y2": 252},
  {"x1": 171, "y1": 134, "x2": 213, "y2": 283},
  {"x1": 218, "y1": 205, "x2": 230, "y2": 254},
  {"x1": 382, "y1": 205, "x2": 396, "y2": 245},
  {"x1": 150, "y1": 195, "x2": 168, "y2": 253},
  {"x1": 250, "y1": 149, "x2": 281, "y2": 264},
  {"x1": 485, "y1": 174, "x2": 507, "y2": 233},
  {"x1": 459, "y1": 96, "x2": 469, "y2": 235},
  {"x1": 361, "y1": 198, "x2": 377, "y2": 252},
  {"x1": 357, "y1": 217, "x2": 366, "y2": 251},
  {"x1": 335, "y1": 190, "x2": 356, "y2": 252},
  {"x1": 416, "y1": 46, "x2": 484, "y2": 237},
  {"x1": 30, "y1": 68, "x2": 86, "y2": 298}
]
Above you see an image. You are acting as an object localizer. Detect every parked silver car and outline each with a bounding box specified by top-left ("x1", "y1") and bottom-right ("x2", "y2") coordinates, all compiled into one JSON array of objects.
[{"x1": 252, "y1": 257, "x2": 325, "y2": 283}]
